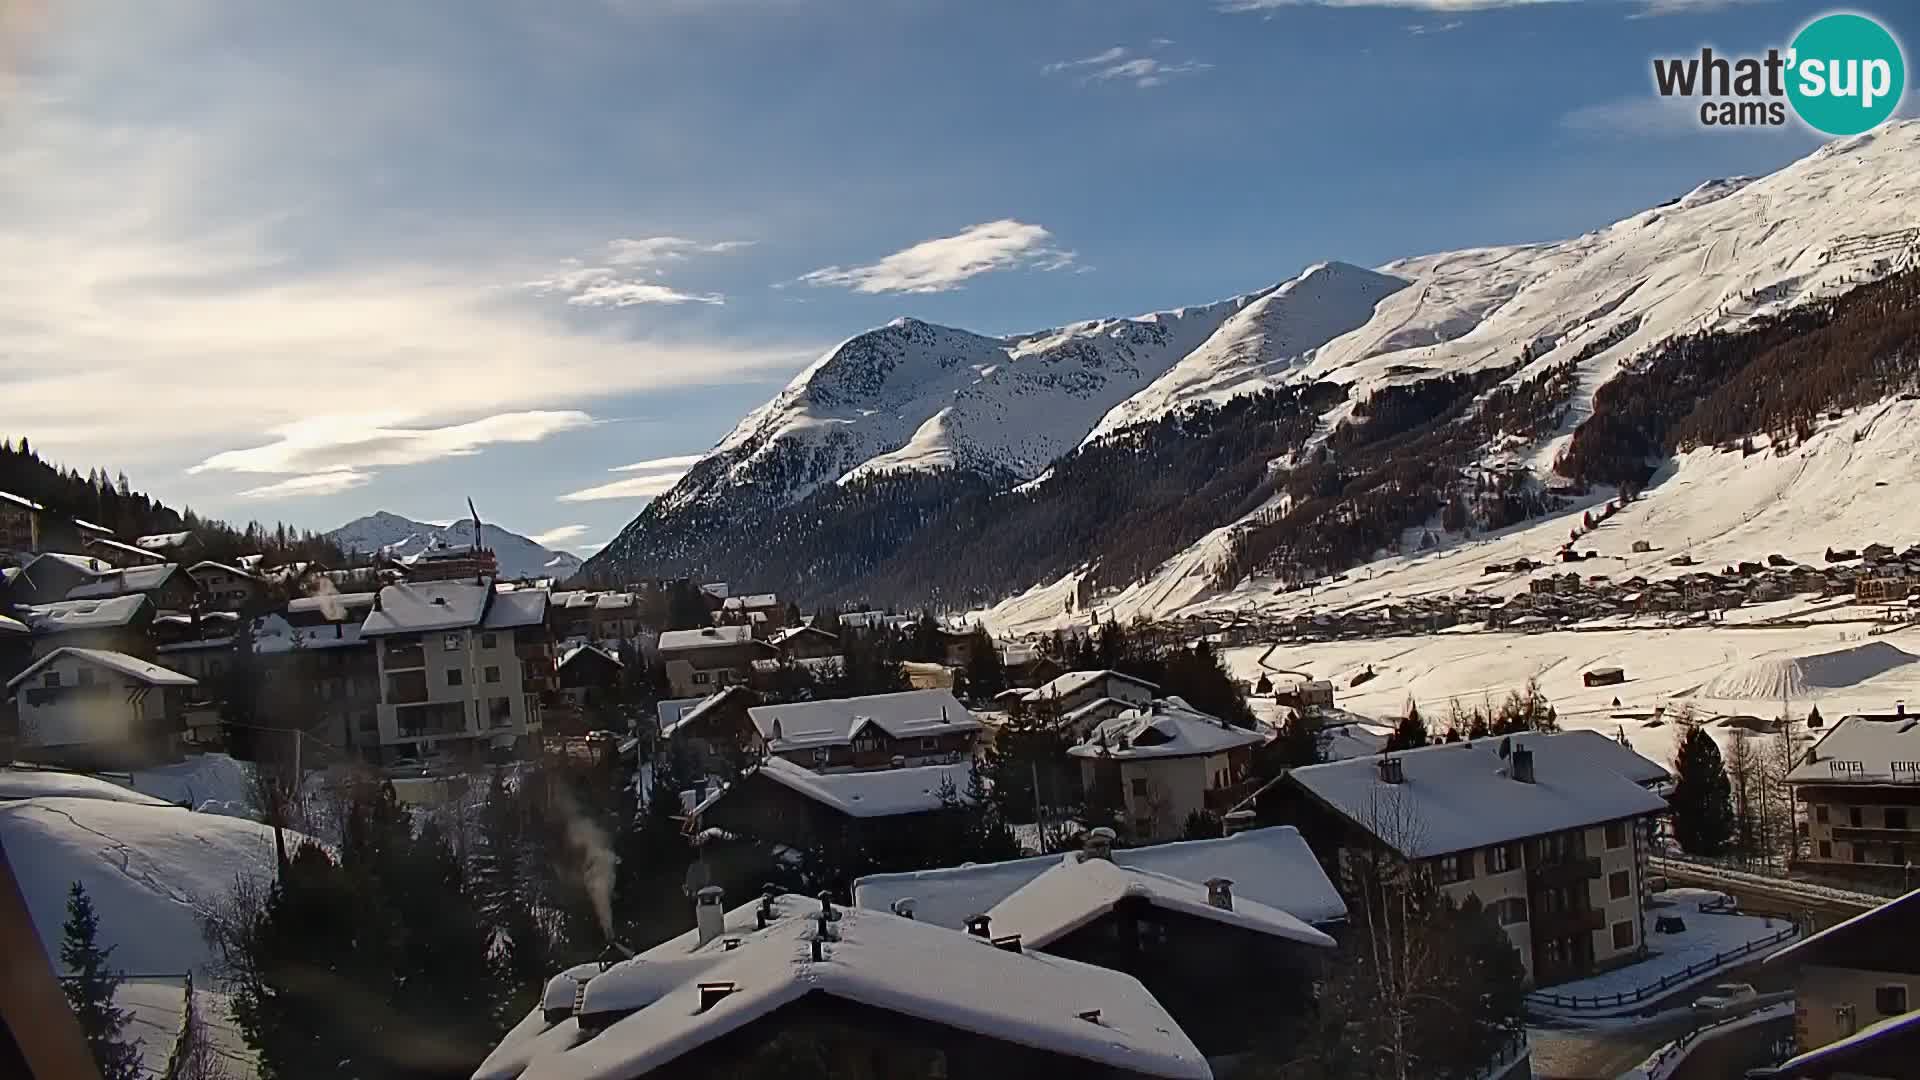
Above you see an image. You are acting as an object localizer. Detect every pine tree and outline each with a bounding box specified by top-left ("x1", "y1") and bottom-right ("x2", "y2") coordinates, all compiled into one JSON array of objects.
[
  {"x1": 1672, "y1": 724, "x2": 1736, "y2": 855},
  {"x1": 963, "y1": 626, "x2": 1006, "y2": 700},
  {"x1": 1387, "y1": 700, "x2": 1429, "y2": 752},
  {"x1": 60, "y1": 882, "x2": 143, "y2": 1080}
]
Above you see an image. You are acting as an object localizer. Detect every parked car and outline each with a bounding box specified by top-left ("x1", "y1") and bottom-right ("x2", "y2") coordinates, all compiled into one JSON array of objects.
[{"x1": 1692, "y1": 983, "x2": 1758, "y2": 1011}]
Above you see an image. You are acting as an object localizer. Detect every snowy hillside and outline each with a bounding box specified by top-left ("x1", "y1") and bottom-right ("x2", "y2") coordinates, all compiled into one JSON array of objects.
[{"x1": 330, "y1": 511, "x2": 582, "y2": 581}]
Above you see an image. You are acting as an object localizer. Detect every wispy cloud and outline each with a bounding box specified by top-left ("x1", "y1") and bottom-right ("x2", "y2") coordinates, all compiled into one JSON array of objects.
[
  {"x1": 192, "y1": 411, "x2": 594, "y2": 476},
  {"x1": 1042, "y1": 43, "x2": 1211, "y2": 90},
  {"x1": 574, "y1": 541, "x2": 606, "y2": 555},
  {"x1": 237, "y1": 470, "x2": 373, "y2": 500},
  {"x1": 1559, "y1": 95, "x2": 1809, "y2": 138},
  {"x1": 1629, "y1": 0, "x2": 1769, "y2": 17},
  {"x1": 612, "y1": 453, "x2": 706, "y2": 473},
  {"x1": 799, "y1": 220, "x2": 1076, "y2": 295},
  {"x1": 1221, "y1": 0, "x2": 1563, "y2": 11},
  {"x1": 559, "y1": 471, "x2": 689, "y2": 501},
  {"x1": 605, "y1": 236, "x2": 754, "y2": 267},
  {"x1": 1407, "y1": 20, "x2": 1466, "y2": 34},
  {"x1": 529, "y1": 524, "x2": 593, "y2": 546},
  {"x1": 525, "y1": 235, "x2": 749, "y2": 307}
]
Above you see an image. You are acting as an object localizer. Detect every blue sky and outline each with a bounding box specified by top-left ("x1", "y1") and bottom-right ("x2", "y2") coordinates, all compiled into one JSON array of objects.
[{"x1": 3, "y1": 0, "x2": 1911, "y2": 555}]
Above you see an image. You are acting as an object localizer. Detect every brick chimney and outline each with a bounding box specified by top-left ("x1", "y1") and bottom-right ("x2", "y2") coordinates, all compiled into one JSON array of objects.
[
  {"x1": 1206, "y1": 877, "x2": 1234, "y2": 911},
  {"x1": 964, "y1": 913, "x2": 992, "y2": 939},
  {"x1": 1378, "y1": 756, "x2": 1405, "y2": 785},
  {"x1": 1511, "y1": 745, "x2": 1536, "y2": 785}
]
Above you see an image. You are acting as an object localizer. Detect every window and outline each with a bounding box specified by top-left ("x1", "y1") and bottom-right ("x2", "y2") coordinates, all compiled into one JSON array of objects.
[
  {"x1": 1850, "y1": 806, "x2": 1864, "y2": 828},
  {"x1": 1893, "y1": 843, "x2": 1907, "y2": 867},
  {"x1": 1493, "y1": 898, "x2": 1529, "y2": 925},
  {"x1": 481, "y1": 633, "x2": 497, "y2": 649},
  {"x1": 1609, "y1": 870, "x2": 1632, "y2": 900},
  {"x1": 1435, "y1": 853, "x2": 1472, "y2": 885},
  {"x1": 1130, "y1": 777, "x2": 1149, "y2": 797},
  {"x1": 693, "y1": 671, "x2": 711, "y2": 685},
  {"x1": 1612, "y1": 921, "x2": 1634, "y2": 950},
  {"x1": 43, "y1": 671, "x2": 61, "y2": 688},
  {"x1": 447, "y1": 669, "x2": 463, "y2": 686},
  {"x1": 1605, "y1": 821, "x2": 1627, "y2": 849},
  {"x1": 1875, "y1": 984, "x2": 1909, "y2": 1017},
  {"x1": 1853, "y1": 844, "x2": 1867, "y2": 864},
  {"x1": 1486, "y1": 843, "x2": 1517, "y2": 874},
  {"x1": 1820, "y1": 840, "x2": 1833, "y2": 859},
  {"x1": 443, "y1": 633, "x2": 461, "y2": 652},
  {"x1": 812, "y1": 748, "x2": 830, "y2": 765},
  {"x1": 1816, "y1": 804, "x2": 1830, "y2": 825},
  {"x1": 209, "y1": 659, "x2": 224, "y2": 677},
  {"x1": 919, "y1": 737, "x2": 938, "y2": 751},
  {"x1": 484, "y1": 665, "x2": 501, "y2": 684},
  {"x1": 1888, "y1": 808, "x2": 1910, "y2": 830},
  {"x1": 489, "y1": 698, "x2": 513, "y2": 728}
]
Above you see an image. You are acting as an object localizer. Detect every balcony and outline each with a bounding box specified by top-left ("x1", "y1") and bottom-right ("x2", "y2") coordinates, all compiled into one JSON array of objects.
[
  {"x1": 385, "y1": 671, "x2": 429, "y2": 705},
  {"x1": 1832, "y1": 825, "x2": 1918, "y2": 844},
  {"x1": 1531, "y1": 907, "x2": 1605, "y2": 940},
  {"x1": 1529, "y1": 856, "x2": 1602, "y2": 889}
]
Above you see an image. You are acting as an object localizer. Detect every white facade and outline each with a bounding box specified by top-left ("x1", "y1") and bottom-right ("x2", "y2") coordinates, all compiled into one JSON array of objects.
[
  {"x1": 372, "y1": 625, "x2": 540, "y2": 752},
  {"x1": 9, "y1": 649, "x2": 195, "y2": 764}
]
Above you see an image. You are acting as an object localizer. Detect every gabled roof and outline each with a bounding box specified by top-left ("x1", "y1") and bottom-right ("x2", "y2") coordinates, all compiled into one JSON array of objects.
[
  {"x1": 720, "y1": 592, "x2": 779, "y2": 611},
  {"x1": 7, "y1": 647, "x2": 196, "y2": 691},
  {"x1": 558, "y1": 643, "x2": 622, "y2": 671},
  {"x1": 185, "y1": 560, "x2": 261, "y2": 582},
  {"x1": 360, "y1": 581, "x2": 490, "y2": 635},
  {"x1": 24, "y1": 552, "x2": 109, "y2": 578},
  {"x1": 655, "y1": 696, "x2": 709, "y2": 734},
  {"x1": 1788, "y1": 714, "x2": 1920, "y2": 785},
  {"x1": 749, "y1": 689, "x2": 981, "y2": 752},
  {"x1": 699, "y1": 756, "x2": 974, "y2": 820},
  {"x1": 658, "y1": 624, "x2": 761, "y2": 652},
  {"x1": 767, "y1": 623, "x2": 838, "y2": 647},
  {"x1": 984, "y1": 855, "x2": 1336, "y2": 952},
  {"x1": 483, "y1": 588, "x2": 549, "y2": 630},
  {"x1": 0, "y1": 489, "x2": 45, "y2": 512},
  {"x1": 476, "y1": 894, "x2": 1209, "y2": 1080},
  {"x1": 72, "y1": 518, "x2": 112, "y2": 535},
  {"x1": 1025, "y1": 668, "x2": 1159, "y2": 703},
  {"x1": 1067, "y1": 698, "x2": 1264, "y2": 761},
  {"x1": 63, "y1": 563, "x2": 181, "y2": 601},
  {"x1": 855, "y1": 826, "x2": 1347, "y2": 929},
  {"x1": 0, "y1": 613, "x2": 28, "y2": 636},
  {"x1": 1765, "y1": 884, "x2": 1920, "y2": 973},
  {"x1": 1285, "y1": 730, "x2": 1669, "y2": 859},
  {"x1": 23, "y1": 595, "x2": 149, "y2": 632},
  {"x1": 133, "y1": 531, "x2": 193, "y2": 551},
  {"x1": 83, "y1": 536, "x2": 169, "y2": 565},
  {"x1": 252, "y1": 613, "x2": 365, "y2": 654},
  {"x1": 660, "y1": 685, "x2": 752, "y2": 740},
  {"x1": 1752, "y1": 1007, "x2": 1920, "y2": 1078},
  {"x1": 285, "y1": 592, "x2": 377, "y2": 616}
]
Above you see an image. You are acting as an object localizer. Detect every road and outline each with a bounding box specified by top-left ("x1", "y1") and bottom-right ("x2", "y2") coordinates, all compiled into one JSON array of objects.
[{"x1": 1528, "y1": 957, "x2": 1796, "y2": 1080}]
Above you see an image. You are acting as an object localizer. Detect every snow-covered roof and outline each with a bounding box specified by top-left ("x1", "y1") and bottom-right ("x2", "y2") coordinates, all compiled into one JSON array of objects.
[
  {"x1": 660, "y1": 685, "x2": 752, "y2": 739},
  {"x1": 23, "y1": 595, "x2": 149, "y2": 632},
  {"x1": 1285, "y1": 730, "x2": 1670, "y2": 859},
  {"x1": 71, "y1": 518, "x2": 111, "y2": 535},
  {"x1": 476, "y1": 894, "x2": 1209, "y2": 1080},
  {"x1": 984, "y1": 854, "x2": 1336, "y2": 953},
  {"x1": 63, "y1": 563, "x2": 181, "y2": 601},
  {"x1": 0, "y1": 489, "x2": 46, "y2": 511},
  {"x1": 7, "y1": 647, "x2": 196, "y2": 691},
  {"x1": 1025, "y1": 668, "x2": 1159, "y2": 703},
  {"x1": 1068, "y1": 698, "x2": 1264, "y2": 761},
  {"x1": 655, "y1": 695, "x2": 708, "y2": 734},
  {"x1": 360, "y1": 580, "x2": 491, "y2": 635},
  {"x1": 593, "y1": 592, "x2": 636, "y2": 610},
  {"x1": 699, "y1": 756, "x2": 974, "y2": 819},
  {"x1": 25, "y1": 551, "x2": 109, "y2": 577},
  {"x1": 132, "y1": 531, "x2": 191, "y2": 551},
  {"x1": 767, "y1": 623, "x2": 837, "y2": 647},
  {"x1": 1766, "y1": 882, "x2": 1920, "y2": 969},
  {"x1": 252, "y1": 613, "x2": 366, "y2": 654},
  {"x1": 285, "y1": 592, "x2": 377, "y2": 616},
  {"x1": 658, "y1": 624, "x2": 759, "y2": 652},
  {"x1": 720, "y1": 592, "x2": 779, "y2": 611},
  {"x1": 0, "y1": 613, "x2": 27, "y2": 636},
  {"x1": 749, "y1": 689, "x2": 981, "y2": 752},
  {"x1": 185, "y1": 560, "x2": 260, "y2": 581},
  {"x1": 748, "y1": 655, "x2": 840, "y2": 676},
  {"x1": 484, "y1": 588, "x2": 549, "y2": 630},
  {"x1": 855, "y1": 826, "x2": 1347, "y2": 929},
  {"x1": 1788, "y1": 714, "x2": 1920, "y2": 786},
  {"x1": 558, "y1": 643, "x2": 622, "y2": 670},
  {"x1": 84, "y1": 536, "x2": 169, "y2": 564}
]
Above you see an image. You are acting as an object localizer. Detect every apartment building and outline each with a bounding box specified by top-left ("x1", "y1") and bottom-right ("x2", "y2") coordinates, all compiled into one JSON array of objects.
[
  {"x1": 658, "y1": 624, "x2": 774, "y2": 698},
  {"x1": 748, "y1": 689, "x2": 983, "y2": 773},
  {"x1": 1070, "y1": 698, "x2": 1264, "y2": 843},
  {"x1": 1764, "y1": 886, "x2": 1920, "y2": 1062},
  {"x1": 1285, "y1": 730, "x2": 1670, "y2": 986},
  {"x1": 359, "y1": 580, "x2": 550, "y2": 759},
  {"x1": 5, "y1": 647, "x2": 196, "y2": 768}
]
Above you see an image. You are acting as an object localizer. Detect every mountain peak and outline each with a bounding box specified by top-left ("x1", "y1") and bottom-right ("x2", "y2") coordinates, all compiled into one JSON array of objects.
[{"x1": 328, "y1": 512, "x2": 581, "y2": 582}]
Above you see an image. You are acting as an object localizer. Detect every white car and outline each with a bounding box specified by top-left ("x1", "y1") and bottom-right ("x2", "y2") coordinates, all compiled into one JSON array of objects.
[{"x1": 1692, "y1": 983, "x2": 1759, "y2": 1011}]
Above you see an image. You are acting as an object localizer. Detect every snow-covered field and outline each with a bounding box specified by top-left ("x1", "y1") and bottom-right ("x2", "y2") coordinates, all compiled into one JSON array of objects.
[
  {"x1": 118, "y1": 977, "x2": 259, "y2": 1080},
  {"x1": 1530, "y1": 888, "x2": 1796, "y2": 1005}
]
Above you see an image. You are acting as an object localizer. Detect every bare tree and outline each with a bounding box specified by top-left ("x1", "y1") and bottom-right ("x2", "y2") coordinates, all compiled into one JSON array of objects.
[{"x1": 1725, "y1": 729, "x2": 1760, "y2": 866}]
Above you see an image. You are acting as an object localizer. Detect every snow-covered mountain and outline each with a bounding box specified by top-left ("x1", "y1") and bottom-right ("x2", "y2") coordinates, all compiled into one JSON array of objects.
[
  {"x1": 590, "y1": 122, "x2": 1920, "y2": 609},
  {"x1": 329, "y1": 511, "x2": 582, "y2": 581}
]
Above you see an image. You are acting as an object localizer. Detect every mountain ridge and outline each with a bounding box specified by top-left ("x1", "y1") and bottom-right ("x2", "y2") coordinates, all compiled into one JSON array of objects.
[{"x1": 329, "y1": 511, "x2": 582, "y2": 581}]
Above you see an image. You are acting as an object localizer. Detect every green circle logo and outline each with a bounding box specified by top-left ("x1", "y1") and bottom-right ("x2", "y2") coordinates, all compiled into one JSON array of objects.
[{"x1": 1787, "y1": 13, "x2": 1906, "y2": 136}]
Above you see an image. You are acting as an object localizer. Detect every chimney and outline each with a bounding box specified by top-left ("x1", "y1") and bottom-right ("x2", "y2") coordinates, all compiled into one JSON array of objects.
[
  {"x1": 1511, "y1": 745, "x2": 1536, "y2": 784},
  {"x1": 1077, "y1": 1009, "x2": 1103, "y2": 1025},
  {"x1": 890, "y1": 755, "x2": 906, "y2": 769},
  {"x1": 696, "y1": 982, "x2": 737, "y2": 1012},
  {"x1": 1080, "y1": 826, "x2": 1116, "y2": 863},
  {"x1": 1206, "y1": 877, "x2": 1234, "y2": 911},
  {"x1": 890, "y1": 897, "x2": 918, "y2": 920},
  {"x1": 810, "y1": 936, "x2": 826, "y2": 962},
  {"x1": 1223, "y1": 809, "x2": 1258, "y2": 836},
  {"x1": 1378, "y1": 756, "x2": 1405, "y2": 785},
  {"x1": 1899, "y1": 702, "x2": 1907, "y2": 718},
  {"x1": 695, "y1": 885, "x2": 726, "y2": 947},
  {"x1": 964, "y1": 914, "x2": 992, "y2": 939},
  {"x1": 991, "y1": 934, "x2": 1023, "y2": 954}
]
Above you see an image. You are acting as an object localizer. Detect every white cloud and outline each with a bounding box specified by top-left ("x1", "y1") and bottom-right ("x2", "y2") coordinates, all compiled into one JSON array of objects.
[
  {"x1": 1559, "y1": 95, "x2": 1810, "y2": 139},
  {"x1": 605, "y1": 236, "x2": 754, "y2": 267},
  {"x1": 798, "y1": 220, "x2": 1076, "y2": 295},
  {"x1": 237, "y1": 470, "x2": 372, "y2": 500},
  {"x1": 612, "y1": 453, "x2": 706, "y2": 473},
  {"x1": 192, "y1": 411, "x2": 594, "y2": 475},
  {"x1": 1220, "y1": 0, "x2": 1563, "y2": 11},
  {"x1": 558, "y1": 471, "x2": 689, "y2": 501},
  {"x1": 574, "y1": 541, "x2": 606, "y2": 554},
  {"x1": 1407, "y1": 20, "x2": 1466, "y2": 34},
  {"x1": 1042, "y1": 44, "x2": 1211, "y2": 89},
  {"x1": 529, "y1": 524, "x2": 593, "y2": 546},
  {"x1": 524, "y1": 236, "x2": 748, "y2": 307},
  {"x1": 1629, "y1": 0, "x2": 1768, "y2": 17}
]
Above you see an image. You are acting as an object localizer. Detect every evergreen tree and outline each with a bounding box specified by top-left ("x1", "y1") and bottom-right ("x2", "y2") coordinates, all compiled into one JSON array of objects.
[
  {"x1": 60, "y1": 882, "x2": 142, "y2": 1080},
  {"x1": 962, "y1": 626, "x2": 1006, "y2": 700},
  {"x1": 1672, "y1": 724, "x2": 1736, "y2": 856},
  {"x1": 1386, "y1": 701, "x2": 1429, "y2": 752}
]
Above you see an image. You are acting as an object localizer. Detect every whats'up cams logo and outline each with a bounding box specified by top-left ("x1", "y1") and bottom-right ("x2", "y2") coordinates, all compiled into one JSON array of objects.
[{"x1": 1653, "y1": 12, "x2": 1906, "y2": 135}]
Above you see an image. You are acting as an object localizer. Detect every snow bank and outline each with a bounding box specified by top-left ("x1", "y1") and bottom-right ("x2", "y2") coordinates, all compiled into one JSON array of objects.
[
  {"x1": 1, "y1": 797, "x2": 290, "y2": 976},
  {"x1": 124, "y1": 754, "x2": 259, "y2": 815},
  {"x1": 1701, "y1": 643, "x2": 1917, "y2": 700},
  {"x1": 0, "y1": 768, "x2": 175, "y2": 807}
]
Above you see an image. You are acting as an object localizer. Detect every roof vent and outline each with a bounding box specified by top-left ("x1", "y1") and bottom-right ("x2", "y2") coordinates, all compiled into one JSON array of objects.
[
  {"x1": 1077, "y1": 1009, "x2": 1103, "y2": 1025},
  {"x1": 430, "y1": 596, "x2": 448, "y2": 606},
  {"x1": 1206, "y1": 877, "x2": 1234, "y2": 911},
  {"x1": 1511, "y1": 745, "x2": 1536, "y2": 785},
  {"x1": 964, "y1": 914, "x2": 992, "y2": 939},
  {"x1": 890, "y1": 897, "x2": 918, "y2": 920},
  {"x1": 1378, "y1": 756, "x2": 1405, "y2": 785},
  {"x1": 991, "y1": 934, "x2": 1023, "y2": 954},
  {"x1": 697, "y1": 982, "x2": 737, "y2": 1012}
]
